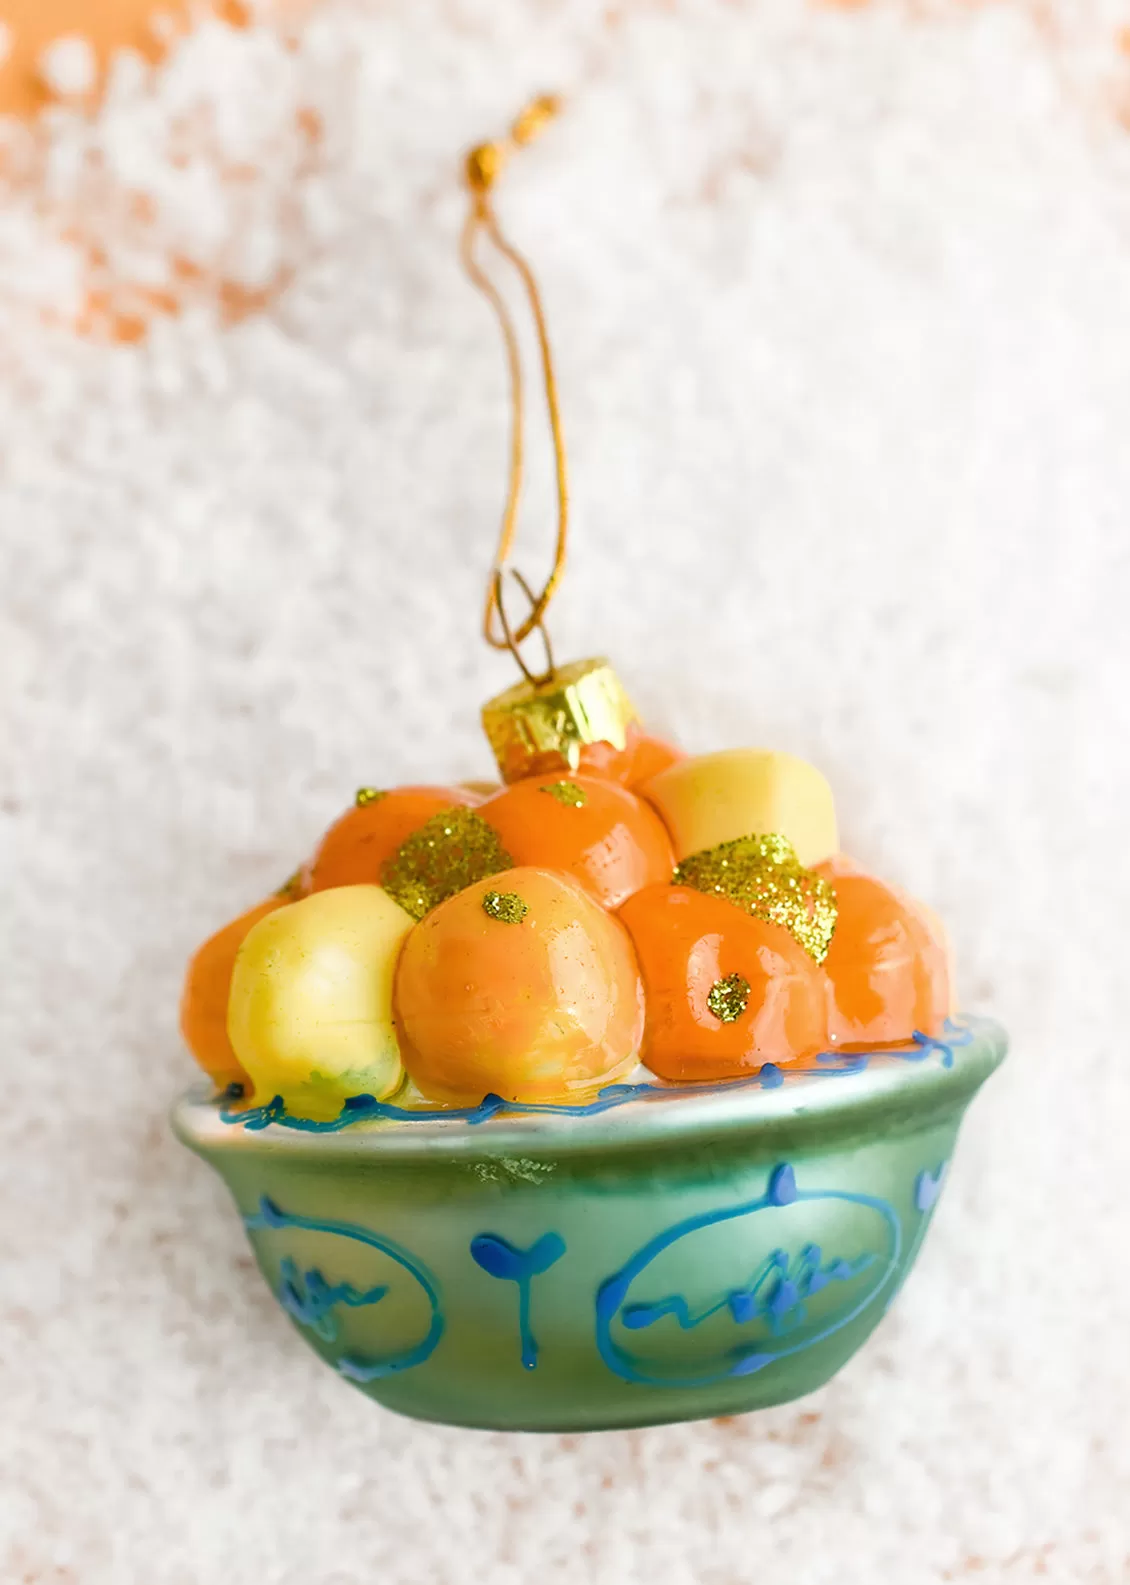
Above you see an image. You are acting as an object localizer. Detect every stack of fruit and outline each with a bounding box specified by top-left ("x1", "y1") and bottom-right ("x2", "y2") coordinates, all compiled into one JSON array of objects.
[{"x1": 181, "y1": 661, "x2": 950, "y2": 1119}]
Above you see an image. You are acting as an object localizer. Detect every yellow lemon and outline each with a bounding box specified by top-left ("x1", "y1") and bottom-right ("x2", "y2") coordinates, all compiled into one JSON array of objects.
[
  {"x1": 228, "y1": 884, "x2": 413, "y2": 1119},
  {"x1": 641, "y1": 748, "x2": 838, "y2": 868}
]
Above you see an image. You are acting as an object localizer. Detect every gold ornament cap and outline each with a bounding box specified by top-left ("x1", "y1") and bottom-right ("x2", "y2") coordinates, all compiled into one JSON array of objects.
[{"x1": 481, "y1": 657, "x2": 639, "y2": 782}]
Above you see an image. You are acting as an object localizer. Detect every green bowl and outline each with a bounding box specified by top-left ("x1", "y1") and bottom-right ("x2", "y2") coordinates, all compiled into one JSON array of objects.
[{"x1": 171, "y1": 1017, "x2": 1006, "y2": 1431}]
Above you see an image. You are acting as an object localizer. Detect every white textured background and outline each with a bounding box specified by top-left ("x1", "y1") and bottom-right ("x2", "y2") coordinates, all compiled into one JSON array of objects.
[{"x1": 1, "y1": 2, "x2": 1128, "y2": 1581}]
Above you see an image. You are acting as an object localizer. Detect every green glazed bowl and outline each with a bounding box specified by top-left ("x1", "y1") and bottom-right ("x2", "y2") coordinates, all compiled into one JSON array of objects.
[{"x1": 172, "y1": 1017, "x2": 1006, "y2": 1432}]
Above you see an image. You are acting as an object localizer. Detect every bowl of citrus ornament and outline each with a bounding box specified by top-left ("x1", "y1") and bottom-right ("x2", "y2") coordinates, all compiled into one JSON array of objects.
[{"x1": 173, "y1": 659, "x2": 1006, "y2": 1431}]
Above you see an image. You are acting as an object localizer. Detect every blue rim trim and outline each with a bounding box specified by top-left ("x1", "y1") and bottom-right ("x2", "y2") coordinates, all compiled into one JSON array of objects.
[{"x1": 217, "y1": 1020, "x2": 976, "y2": 1134}]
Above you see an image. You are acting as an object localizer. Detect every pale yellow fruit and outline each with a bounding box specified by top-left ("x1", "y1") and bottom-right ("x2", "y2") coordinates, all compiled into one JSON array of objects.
[
  {"x1": 227, "y1": 884, "x2": 414, "y2": 1119},
  {"x1": 640, "y1": 749, "x2": 838, "y2": 868}
]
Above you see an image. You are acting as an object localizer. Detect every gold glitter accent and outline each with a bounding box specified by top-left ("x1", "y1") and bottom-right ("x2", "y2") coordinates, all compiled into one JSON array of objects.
[
  {"x1": 277, "y1": 866, "x2": 310, "y2": 901},
  {"x1": 481, "y1": 657, "x2": 638, "y2": 782},
  {"x1": 482, "y1": 890, "x2": 529, "y2": 924},
  {"x1": 355, "y1": 787, "x2": 387, "y2": 807},
  {"x1": 381, "y1": 808, "x2": 512, "y2": 921},
  {"x1": 674, "y1": 833, "x2": 838, "y2": 964},
  {"x1": 540, "y1": 780, "x2": 587, "y2": 809},
  {"x1": 707, "y1": 973, "x2": 751, "y2": 1024}
]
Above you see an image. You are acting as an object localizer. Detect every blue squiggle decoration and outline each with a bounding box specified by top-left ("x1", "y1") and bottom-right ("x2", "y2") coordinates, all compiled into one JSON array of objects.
[
  {"x1": 245, "y1": 1196, "x2": 444, "y2": 1380},
  {"x1": 594, "y1": 1162, "x2": 902, "y2": 1388},
  {"x1": 816, "y1": 1019, "x2": 972, "y2": 1075},
  {"x1": 469, "y1": 1231, "x2": 566, "y2": 1370},
  {"x1": 219, "y1": 1019, "x2": 975, "y2": 1134},
  {"x1": 914, "y1": 1162, "x2": 947, "y2": 1213},
  {"x1": 621, "y1": 1245, "x2": 875, "y2": 1337},
  {"x1": 276, "y1": 1258, "x2": 388, "y2": 1342},
  {"x1": 225, "y1": 1084, "x2": 658, "y2": 1133},
  {"x1": 884, "y1": 1158, "x2": 951, "y2": 1314}
]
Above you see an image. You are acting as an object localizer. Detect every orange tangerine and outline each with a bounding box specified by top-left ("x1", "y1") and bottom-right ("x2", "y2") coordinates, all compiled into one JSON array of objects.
[
  {"x1": 309, "y1": 785, "x2": 481, "y2": 892},
  {"x1": 623, "y1": 732, "x2": 685, "y2": 787},
  {"x1": 815, "y1": 855, "x2": 950, "y2": 1048},
  {"x1": 479, "y1": 773, "x2": 674, "y2": 911},
  {"x1": 618, "y1": 884, "x2": 828, "y2": 1081},
  {"x1": 395, "y1": 868, "x2": 644, "y2": 1105},
  {"x1": 517, "y1": 729, "x2": 685, "y2": 787},
  {"x1": 180, "y1": 896, "x2": 287, "y2": 1090}
]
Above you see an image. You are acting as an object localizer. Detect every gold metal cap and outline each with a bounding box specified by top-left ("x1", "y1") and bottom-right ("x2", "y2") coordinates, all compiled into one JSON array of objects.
[{"x1": 481, "y1": 657, "x2": 639, "y2": 782}]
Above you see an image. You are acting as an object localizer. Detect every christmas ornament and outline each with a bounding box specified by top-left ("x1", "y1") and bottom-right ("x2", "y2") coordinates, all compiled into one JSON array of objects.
[{"x1": 173, "y1": 96, "x2": 1006, "y2": 1432}]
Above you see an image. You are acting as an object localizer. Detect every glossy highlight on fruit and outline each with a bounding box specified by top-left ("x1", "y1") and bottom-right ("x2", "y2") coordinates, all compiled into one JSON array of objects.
[
  {"x1": 180, "y1": 896, "x2": 288, "y2": 1090},
  {"x1": 480, "y1": 773, "x2": 674, "y2": 911},
  {"x1": 619, "y1": 884, "x2": 828, "y2": 1081},
  {"x1": 309, "y1": 785, "x2": 481, "y2": 892},
  {"x1": 227, "y1": 884, "x2": 414, "y2": 1119},
  {"x1": 815, "y1": 855, "x2": 950, "y2": 1048},
  {"x1": 395, "y1": 868, "x2": 645, "y2": 1106}
]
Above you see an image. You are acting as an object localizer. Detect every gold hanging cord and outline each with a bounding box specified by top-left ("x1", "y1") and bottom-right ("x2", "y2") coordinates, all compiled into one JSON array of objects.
[{"x1": 462, "y1": 94, "x2": 567, "y2": 683}]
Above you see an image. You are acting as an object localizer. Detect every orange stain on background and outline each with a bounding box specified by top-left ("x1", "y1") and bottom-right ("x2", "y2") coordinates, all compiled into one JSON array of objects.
[
  {"x1": 0, "y1": 0, "x2": 198, "y2": 117},
  {"x1": 0, "y1": 1, "x2": 319, "y2": 341}
]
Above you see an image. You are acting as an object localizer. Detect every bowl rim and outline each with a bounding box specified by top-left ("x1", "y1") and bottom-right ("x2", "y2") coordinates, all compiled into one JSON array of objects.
[{"x1": 171, "y1": 1014, "x2": 1007, "y2": 1165}]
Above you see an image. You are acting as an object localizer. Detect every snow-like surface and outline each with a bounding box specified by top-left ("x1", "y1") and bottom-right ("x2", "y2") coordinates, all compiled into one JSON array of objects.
[
  {"x1": 1, "y1": 2, "x2": 1127, "y2": 1581},
  {"x1": 37, "y1": 34, "x2": 98, "y2": 99}
]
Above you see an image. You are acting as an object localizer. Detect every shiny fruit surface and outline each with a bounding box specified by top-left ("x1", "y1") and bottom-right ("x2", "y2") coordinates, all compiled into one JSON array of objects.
[
  {"x1": 309, "y1": 785, "x2": 480, "y2": 891},
  {"x1": 181, "y1": 896, "x2": 286, "y2": 1090},
  {"x1": 504, "y1": 728, "x2": 685, "y2": 787},
  {"x1": 815, "y1": 855, "x2": 949, "y2": 1048},
  {"x1": 227, "y1": 884, "x2": 414, "y2": 1119},
  {"x1": 619, "y1": 884, "x2": 828, "y2": 1081},
  {"x1": 395, "y1": 868, "x2": 644, "y2": 1105},
  {"x1": 480, "y1": 773, "x2": 674, "y2": 911}
]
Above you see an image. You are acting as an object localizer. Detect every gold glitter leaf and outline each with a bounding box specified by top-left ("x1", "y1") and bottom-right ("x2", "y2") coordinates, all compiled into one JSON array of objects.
[
  {"x1": 355, "y1": 787, "x2": 387, "y2": 807},
  {"x1": 539, "y1": 780, "x2": 587, "y2": 809},
  {"x1": 673, "y1": 832, "x2": 837, "y2": 964},
  {"x1": 381, "y1": 807, "x2": 512, "y2": 920},
  {"x1": 707, "y1": 973, "x2": 751, "y2": 1024},
  {"x1": 481, "y1": 890, "x2": 529, "y2": 924}
]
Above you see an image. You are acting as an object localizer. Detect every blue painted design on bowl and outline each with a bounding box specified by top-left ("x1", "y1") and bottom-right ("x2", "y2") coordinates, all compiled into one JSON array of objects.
[
  {"x1": 173, "y1": 1014, "x2": 1007, "y2": 1430},
  {"x1": 594, "y1": 1162, "x2": 901, "y2": 1389},
  {"x1": 469, "y1": 1232, "x2": 567, "y2": 1369},
  {"x1": 245, "y1": 1197, "x2": 444, "y2": 1381}
]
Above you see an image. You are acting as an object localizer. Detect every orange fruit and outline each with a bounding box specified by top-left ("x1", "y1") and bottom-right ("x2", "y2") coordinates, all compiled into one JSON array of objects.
[
  {"x1": 623, "y1": 732, "x2": 685, "y2": 787},
  {"x1": 569, "y1": 728, "x2": 686, "y2": 787},
  {"x1": 815, "y1": 855, "x2": 950, "y2": 1048},
  {"x1": 395, "y1": 868, "x2": 644, "y2": 1106},
  {"x1": 479, "y1": 773, "x2": 673, "y2": 911},
  {"x1": 180, "y1": 896, "x2": 287, "y2": 1090},
  {"x1": 309, "y1": 785, "x2": 481, "y2": 892},
  {"x1": 505, "y1": 727, "x2": 685, "y2": 787},
  {"x1": 619, "y1": 884, "x2": 828, "y2": 1081}
]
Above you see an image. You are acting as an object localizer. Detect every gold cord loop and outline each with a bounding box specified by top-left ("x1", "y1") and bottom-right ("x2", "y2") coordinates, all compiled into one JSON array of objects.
[
  {"x1": 462, "y1": 96, "x2": 568, "y2": 670},
  {"x1": 492, "y1": 568, "x2": 557, "y2": 687}
]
